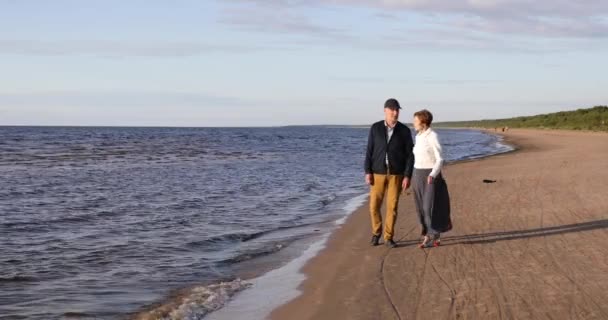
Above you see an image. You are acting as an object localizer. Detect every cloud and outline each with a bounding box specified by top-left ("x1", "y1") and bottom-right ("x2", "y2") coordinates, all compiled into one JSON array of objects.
[
  {"x1": 0, "y1": 39, "x2": 279, "y2": 57},
  {"x1": 437, "y1": 14, "x2": 608, "y2": 39},
  {"x1": 222, "y1": 0, "x2": 608, "y2": 46},
  {"x1": 329, "y1": 76, "x2": 504, "y2": 85},
  {"x1": 218, "y1": 3, "x2": 353, "y2": 45},
  {"x1": 220, "y1": 8, "x2": 341, "y2": 36},
  {"x1": 0, "y1": 91, "x2": 363, "y2": 109},
  {"x1": 335, "y1": 0, "x2": 608, "y2": 19},
  {"x1": 0, "y1": 91, "x2": 254, "y2": 108},
  {"x1": 345, "y1": 1, "x2": 608, "y2": 38}
]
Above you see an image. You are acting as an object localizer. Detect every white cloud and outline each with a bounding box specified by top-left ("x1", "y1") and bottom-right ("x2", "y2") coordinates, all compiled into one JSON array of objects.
[
  {"x1": 329, "y1": 0, "x2": 608, "y2": 19},
  {"x1": 223, "y1": 0, "x2": 608, "y2": 43},
  {"x1": 0, "y1": 92, "x2": 252, "y2": 108},
  {"x1": 220, "y1": 7, "x2": 342, "y2": 36},
  {"x1": 0, "y1": 40, "x2": 280, "y2": 57}
]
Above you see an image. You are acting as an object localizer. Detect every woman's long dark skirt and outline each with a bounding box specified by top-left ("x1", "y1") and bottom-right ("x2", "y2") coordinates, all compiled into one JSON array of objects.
[{"x1": 412, "y1": 168, "x2": 452, "y2": 238}]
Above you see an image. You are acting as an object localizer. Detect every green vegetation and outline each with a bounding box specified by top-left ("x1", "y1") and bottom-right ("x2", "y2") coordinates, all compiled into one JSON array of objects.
[{"x1": 435, "y1": 106, "x2": 608, "y2": 131}]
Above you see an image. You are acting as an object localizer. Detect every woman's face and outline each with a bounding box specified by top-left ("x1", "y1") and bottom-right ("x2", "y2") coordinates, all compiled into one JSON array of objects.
[{"x1": 413, "y1": 116, "x2": 424, "y2": 131}]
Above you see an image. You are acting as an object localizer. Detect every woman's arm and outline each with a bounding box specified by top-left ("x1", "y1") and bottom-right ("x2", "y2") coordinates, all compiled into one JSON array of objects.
[{"x1": 429, "y1": 132, "x2": 444, "y2": 178}]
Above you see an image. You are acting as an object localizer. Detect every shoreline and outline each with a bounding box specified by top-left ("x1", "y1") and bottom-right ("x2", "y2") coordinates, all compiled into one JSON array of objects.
[
  {"x1": 201, "y1": 194, "x2": 369, "y2": 320},
  {"x1": 261, "y1": 129, "x2": 520, "y2": 320},
  {"x1": 130, "y1": 128, "x2": 514, "y2": 319},
  {"x1": 199, "y1": 129, "x2": 516, "y2": 319},
  {"x1": 131, "y1": 194, "x2": 370, "y2": 320},
  {"x1": 269, "y1": 128, "x2": 608, "y2": 320}
]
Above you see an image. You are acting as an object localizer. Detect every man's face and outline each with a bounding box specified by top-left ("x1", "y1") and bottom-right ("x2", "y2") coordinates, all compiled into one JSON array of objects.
[{"x1": 384, "y1": 107, "x2": 399, "y2": 123}]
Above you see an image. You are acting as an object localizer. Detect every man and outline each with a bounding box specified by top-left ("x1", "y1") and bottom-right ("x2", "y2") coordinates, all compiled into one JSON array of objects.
[{"x1": 364, "y1": 98, "x2": 415, "y2": 248}]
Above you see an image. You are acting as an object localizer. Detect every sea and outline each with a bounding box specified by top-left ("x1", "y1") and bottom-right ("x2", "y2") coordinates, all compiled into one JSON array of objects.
[{"x1": 0, "y1": 126, "x2": 513, "y2": 319}]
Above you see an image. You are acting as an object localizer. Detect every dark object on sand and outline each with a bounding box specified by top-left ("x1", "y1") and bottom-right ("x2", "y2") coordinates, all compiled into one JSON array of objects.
[{"x1": 483, "y1": 179, "x2": 497, "y2": 183}]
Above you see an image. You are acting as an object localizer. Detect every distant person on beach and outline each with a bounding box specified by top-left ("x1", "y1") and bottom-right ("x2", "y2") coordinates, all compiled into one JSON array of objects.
[
  {"x1": 364, "y1": 98, "x2": 415, "y2": 248},
  {"x1": 412, "y1": 109, "x2": 452, "y2": 248}
]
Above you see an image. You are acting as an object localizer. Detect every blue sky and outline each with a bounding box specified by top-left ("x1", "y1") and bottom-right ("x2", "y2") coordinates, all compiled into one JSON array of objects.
[{"x1": 1, "y1": 0, "x2": 607, "y2": 126}]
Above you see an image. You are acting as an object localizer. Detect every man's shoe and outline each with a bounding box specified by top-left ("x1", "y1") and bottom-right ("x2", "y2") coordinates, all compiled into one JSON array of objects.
[
  {"x1": 385, "y1": 239, "x2": 397, "y2": 248},
  {"x1": 370, "y1": 235, "x2": 381, "y2": 246}
]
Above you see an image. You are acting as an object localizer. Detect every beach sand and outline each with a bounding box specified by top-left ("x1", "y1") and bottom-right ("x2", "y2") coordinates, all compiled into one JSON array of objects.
[{"x1": 270, "y1": 129, "x2": 608, "y2": 320}]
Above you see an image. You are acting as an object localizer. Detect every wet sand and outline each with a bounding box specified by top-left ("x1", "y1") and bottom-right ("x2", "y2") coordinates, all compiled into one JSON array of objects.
[{"x1": 270, "y1": 129, "x2": 608, "y2": 320}]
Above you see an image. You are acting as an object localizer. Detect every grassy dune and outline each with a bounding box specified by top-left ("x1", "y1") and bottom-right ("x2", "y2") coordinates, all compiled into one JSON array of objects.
[{"x1": 436, "y1": 106, "x2": 608, "y2": 131}]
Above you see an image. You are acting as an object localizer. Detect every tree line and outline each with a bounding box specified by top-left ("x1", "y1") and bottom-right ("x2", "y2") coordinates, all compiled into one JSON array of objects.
[{"x1": 435, "y1": 106, "x2": 608, "y2": 131}]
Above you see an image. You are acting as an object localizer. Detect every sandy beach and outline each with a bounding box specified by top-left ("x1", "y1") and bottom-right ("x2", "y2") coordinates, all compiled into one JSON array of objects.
[{"x1": 270, "y1": 129, "x2": 608, "y2": 320}]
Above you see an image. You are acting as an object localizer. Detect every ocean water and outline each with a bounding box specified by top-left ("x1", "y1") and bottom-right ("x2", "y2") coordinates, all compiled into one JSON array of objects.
[{"x1": 0, "y1": 126, "x2": 512, "y2": 319}]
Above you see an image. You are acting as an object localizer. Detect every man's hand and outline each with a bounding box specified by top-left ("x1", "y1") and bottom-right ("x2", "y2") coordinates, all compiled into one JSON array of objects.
[
  {"x1": 402, "y1": 177, "x2": 410, "y2": 190},
  {"x1": 365, "y1": 174, "x2": 374, "y2": 186},
  {"x1": 427, "y1": 176, "x2": 434, "y2": 185}
]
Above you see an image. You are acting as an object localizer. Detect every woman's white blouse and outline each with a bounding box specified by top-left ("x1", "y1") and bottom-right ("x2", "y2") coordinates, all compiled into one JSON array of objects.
[{"x1": 413, "y1": 128, "x2": 444, "y2": 178}]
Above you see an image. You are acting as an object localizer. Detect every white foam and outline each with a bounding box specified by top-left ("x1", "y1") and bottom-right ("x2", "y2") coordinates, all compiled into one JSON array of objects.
[
  {"x1": 205, "y1": 236, "x2": 328, "y2": 320},
  {"x1": 493, "y1": 133, "x2": 515, "y2": 152},
  {"x1": 334, "y1": 193, "x2": 368, "y2": 225},
  {"x1": 205, "y1": 193, "x2": 368, "y2": 320},
  {"x1": 151, "y1": 279, "x2": 252, "y2": 320}
]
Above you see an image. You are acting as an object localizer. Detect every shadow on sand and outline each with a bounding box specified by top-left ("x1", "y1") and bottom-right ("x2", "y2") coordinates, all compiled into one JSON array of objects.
[{"x1": 396, "y1": 219, "x2": 608, "y2": 248}]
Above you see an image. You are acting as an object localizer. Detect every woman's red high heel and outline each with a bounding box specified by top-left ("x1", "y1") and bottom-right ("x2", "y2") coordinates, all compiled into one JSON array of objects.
[{"x1": 419, "y1": 236, "x2": 431, "y2": 248}]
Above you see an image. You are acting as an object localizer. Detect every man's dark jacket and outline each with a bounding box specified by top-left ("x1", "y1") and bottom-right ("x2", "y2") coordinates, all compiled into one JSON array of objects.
[{"x1": 364, "y1": 120, "x2": 415, "y2": 177}]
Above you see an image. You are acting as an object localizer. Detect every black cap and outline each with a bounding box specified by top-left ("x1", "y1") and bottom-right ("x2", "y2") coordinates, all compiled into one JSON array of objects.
[{"x1": 384, "y1": 98, "x2": 401, "y2": 110}]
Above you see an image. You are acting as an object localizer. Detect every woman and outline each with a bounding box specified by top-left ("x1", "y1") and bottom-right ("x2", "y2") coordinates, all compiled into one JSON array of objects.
[{"x1": 412, "y1": 109, "x2": 451, "y2": 248}]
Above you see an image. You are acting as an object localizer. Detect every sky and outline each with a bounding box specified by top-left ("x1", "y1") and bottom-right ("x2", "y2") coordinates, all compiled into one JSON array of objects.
[{"x1": 1, "y1": 0, "x2": 607, "y2": 127}]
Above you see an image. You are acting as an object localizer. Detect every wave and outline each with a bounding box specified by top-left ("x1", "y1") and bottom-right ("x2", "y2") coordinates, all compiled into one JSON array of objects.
[
  {"x1": 0, "y1": 275, "x2": 37, "y2": 282},
  {"x1": 335, "y1": 193, "x2": 368, "y2": 225},
  {"x1": 63, "y1": 312, "x2": 96, "y2": 318},
  {"x1": 187, "y1": 219, "x2": 331, "y2": 250},
  {"x1": 133, "y1": 279, "x2": 252, "y2": 320},
  {"x1": 218, "y1": 242, "x2": 287, "y2": 265},
  {"x1": 320, "y1": 194, "x2": 337, "y2": 207},
  {"x1": 186, "y1": 231, "x2": 269, "y2": 248}
]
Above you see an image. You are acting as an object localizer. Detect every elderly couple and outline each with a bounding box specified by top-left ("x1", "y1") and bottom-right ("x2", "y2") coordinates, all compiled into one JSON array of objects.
[{"x1": 365, "y1": 98, "x2": 451, "y2": 249}]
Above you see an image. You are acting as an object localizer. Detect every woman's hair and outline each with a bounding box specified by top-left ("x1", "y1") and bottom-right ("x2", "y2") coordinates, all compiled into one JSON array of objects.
[{"x1": 414, "y1": 109, "x2": 433, "y2": 127}]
